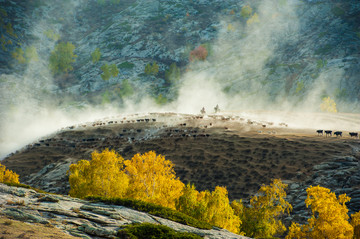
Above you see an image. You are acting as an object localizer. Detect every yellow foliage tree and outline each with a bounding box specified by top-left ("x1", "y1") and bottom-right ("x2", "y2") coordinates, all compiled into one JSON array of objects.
[
  {"x1": 286, "y1": 185, "x2": 353, "y2": 239},
  {"x1": 247, "y1": 13, "x2": 260, "y2": 25},
  {"x1": 124, "y1": 151, "x2": 184, "y2": 209},
  {"x1": 352, "y1": 212, "x2": 360, "y2": 239},
  {"x1": 68, "y1": 149, "x2": 129, "y2": 198},
  {"x1": 237, "y1": 179, "x2": 292, "y2": 238},
  {"x1": 320, "y1": 96, "x2": 337, "y2": 113},
  {"x1": 176, "y1": 184, "x2": 241, "y2": 234},
  {"x1": 0, "y1": 163, "x2": 19, "y2": 184}
]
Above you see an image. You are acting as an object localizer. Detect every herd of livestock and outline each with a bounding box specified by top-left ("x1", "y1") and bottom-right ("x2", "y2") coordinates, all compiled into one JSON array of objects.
[{"x1": 316, "y1": 130, "x2": 359, "y2": 138}]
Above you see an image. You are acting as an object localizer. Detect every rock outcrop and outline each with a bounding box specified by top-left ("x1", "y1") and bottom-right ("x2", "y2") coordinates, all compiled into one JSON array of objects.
[{"x1": 0, "y1": 183, "x2": 249, "y2": 239}]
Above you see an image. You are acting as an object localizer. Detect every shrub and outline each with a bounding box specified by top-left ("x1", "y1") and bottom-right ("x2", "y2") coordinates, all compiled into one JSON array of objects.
[
  {"x1": 118, "y1": 61, "x2": 135, "y2": 69},
  {"x1": 0, "y1": 163, "x2": 19, "y2": 184},
  {"x1": 91, "y1": 48, "x2": 101, "y2": 63},
  {"x1": 189, "y1": 46, "x2": 208, "y2": 61},
  {"x1": 68, "y1": 149, "x2": 129, "y2": 198},
  {"x1": 87, "y1": 196, "x2": 212, "y2": 230},
  {"x1": 236, "y1": 179, "x2": 292, "y2": 238},
  {"x1": 320, "y1": 96, "x2": 337, "y2": 113},
  {"x1": 144, "y1": 62, "x2": 159, "y2": 75},
  {"x1": 118, "y1": 223, "x2": 203, "y2": 239},
  {"x1": 124, "y1": 151, "x2": 184, "y2": 209},
  {"x1": 49, "y1": 42, "x2": 77, "y2": 74},
  {"x1": 44, "y1": 29, "x2": 60, "y2": 41},
  {"x1": 316, "y1": 59, "x2": 327, "y2": 69},
  {"x1": 286, "y1": 186, "x2": 353, "y2": 239},
  {"x1": 3, "y1": 182, "x2": 48, "y2": 194}
]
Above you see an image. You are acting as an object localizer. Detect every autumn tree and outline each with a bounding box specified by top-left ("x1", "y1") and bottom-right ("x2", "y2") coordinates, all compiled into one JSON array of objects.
[
  {"x1": 189, "y1": 45, "x2": 208, "y2": 61},
  {"x1": 351, "y1": 212, "x2": 360, "y2": 239},
  {"x1": 49, "y1": 42, "x2": 77, "y2": 74},
  {"x1": 320, "y1": 96, "x2": 337, "y2": 113},
  {"x1": 91, "y1": 47, "x2": 101, "y2": 63},
  {"x1": 0, "y1": 163, "x2": 19, "y2": 184},
  {"x1": 68, "y1": 149, "x2": 129, "y2": 198},
  {"x1": 176, "y1": 184, "x2": 241, "y2": 234},
  {"x1": 247, "y1": 13, "x2": 260, "y2": 25},
  {"x1": 236, "y1": 179, "x2": 292, "y2": 238},
  {"x1": 124, "y1": 151, "x2": 184, "y2": 209},
  {"x1": 240, "y1": 5, "x2": 252, "y2": 18},
  {"x1": 286, "y1": 185, "x2": 353, "y2": 239}
]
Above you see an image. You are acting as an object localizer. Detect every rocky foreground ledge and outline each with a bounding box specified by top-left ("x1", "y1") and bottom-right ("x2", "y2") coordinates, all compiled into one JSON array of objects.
[{"x1": 0, "y1": 183, "x2": 249, "y2": 239}]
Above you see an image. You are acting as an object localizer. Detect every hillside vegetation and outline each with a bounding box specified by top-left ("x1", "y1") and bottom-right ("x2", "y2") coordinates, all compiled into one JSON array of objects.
[{"x1": 66, "y1": 148, "x2": 360, "y2": 238}]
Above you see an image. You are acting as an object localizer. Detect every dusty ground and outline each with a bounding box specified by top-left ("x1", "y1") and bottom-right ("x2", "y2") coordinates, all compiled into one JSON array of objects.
[{"x1": 2, "y1": 111, "x2": 360, "y2": 201}]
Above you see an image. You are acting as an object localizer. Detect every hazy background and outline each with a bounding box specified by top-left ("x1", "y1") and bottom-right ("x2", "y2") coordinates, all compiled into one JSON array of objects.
[{"x1": 0, "y1": 0, "x2": 359, "y2": 158}]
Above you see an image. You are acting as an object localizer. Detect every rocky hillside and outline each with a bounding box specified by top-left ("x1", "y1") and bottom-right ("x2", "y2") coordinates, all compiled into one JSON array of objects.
[
  {"x1": 0, "y1": 0, "x2": 359, "y2": 113},
  {"x1": 0, "y1": 183, "x2": 248, "y2": 238}
]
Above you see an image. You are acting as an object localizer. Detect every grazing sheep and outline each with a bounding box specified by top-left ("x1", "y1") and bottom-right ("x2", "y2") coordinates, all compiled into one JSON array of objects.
[
  {"x1": 325, "y1": 130, "x2": 332, "y2": 137},
  {"x1": 334, "y1": 131, "x2": 342, "y2": 137},
  {"x1": 317, "y1": 130, "x2": 323, "y2": 136}
]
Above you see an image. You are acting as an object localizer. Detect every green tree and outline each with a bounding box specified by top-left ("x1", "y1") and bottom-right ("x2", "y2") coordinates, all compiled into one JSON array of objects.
[
  {"x1": 25, "y1": 46, "x2": 39, "y2": 62},
  {"x1": 119, "y1": 79, "x2": 134, "y2": 98},
  {"x1": 11, "y1": 47, "x2": 26, "y2": 64},
  {"x1": 155, "y1": 94, "x2": 168, "y2": 105},
  {"x1": 49, "y1": 42, "x2": 77, "y2": 74},
  {"x1": 235, "y1": 179, "x2": 292, "y2": 238},
  {"x1": 91, "y1": 47, "x2": 101, "y2": 63},
  {"x1": 165, "y1": 63, "x2": 181, "y2": 84},
  {"x1": 101, "y1": 63, "x2": 119, "y2": 81},
  {"x1": 144, "y1": 62, "x2": 159, "y2": 75}
]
